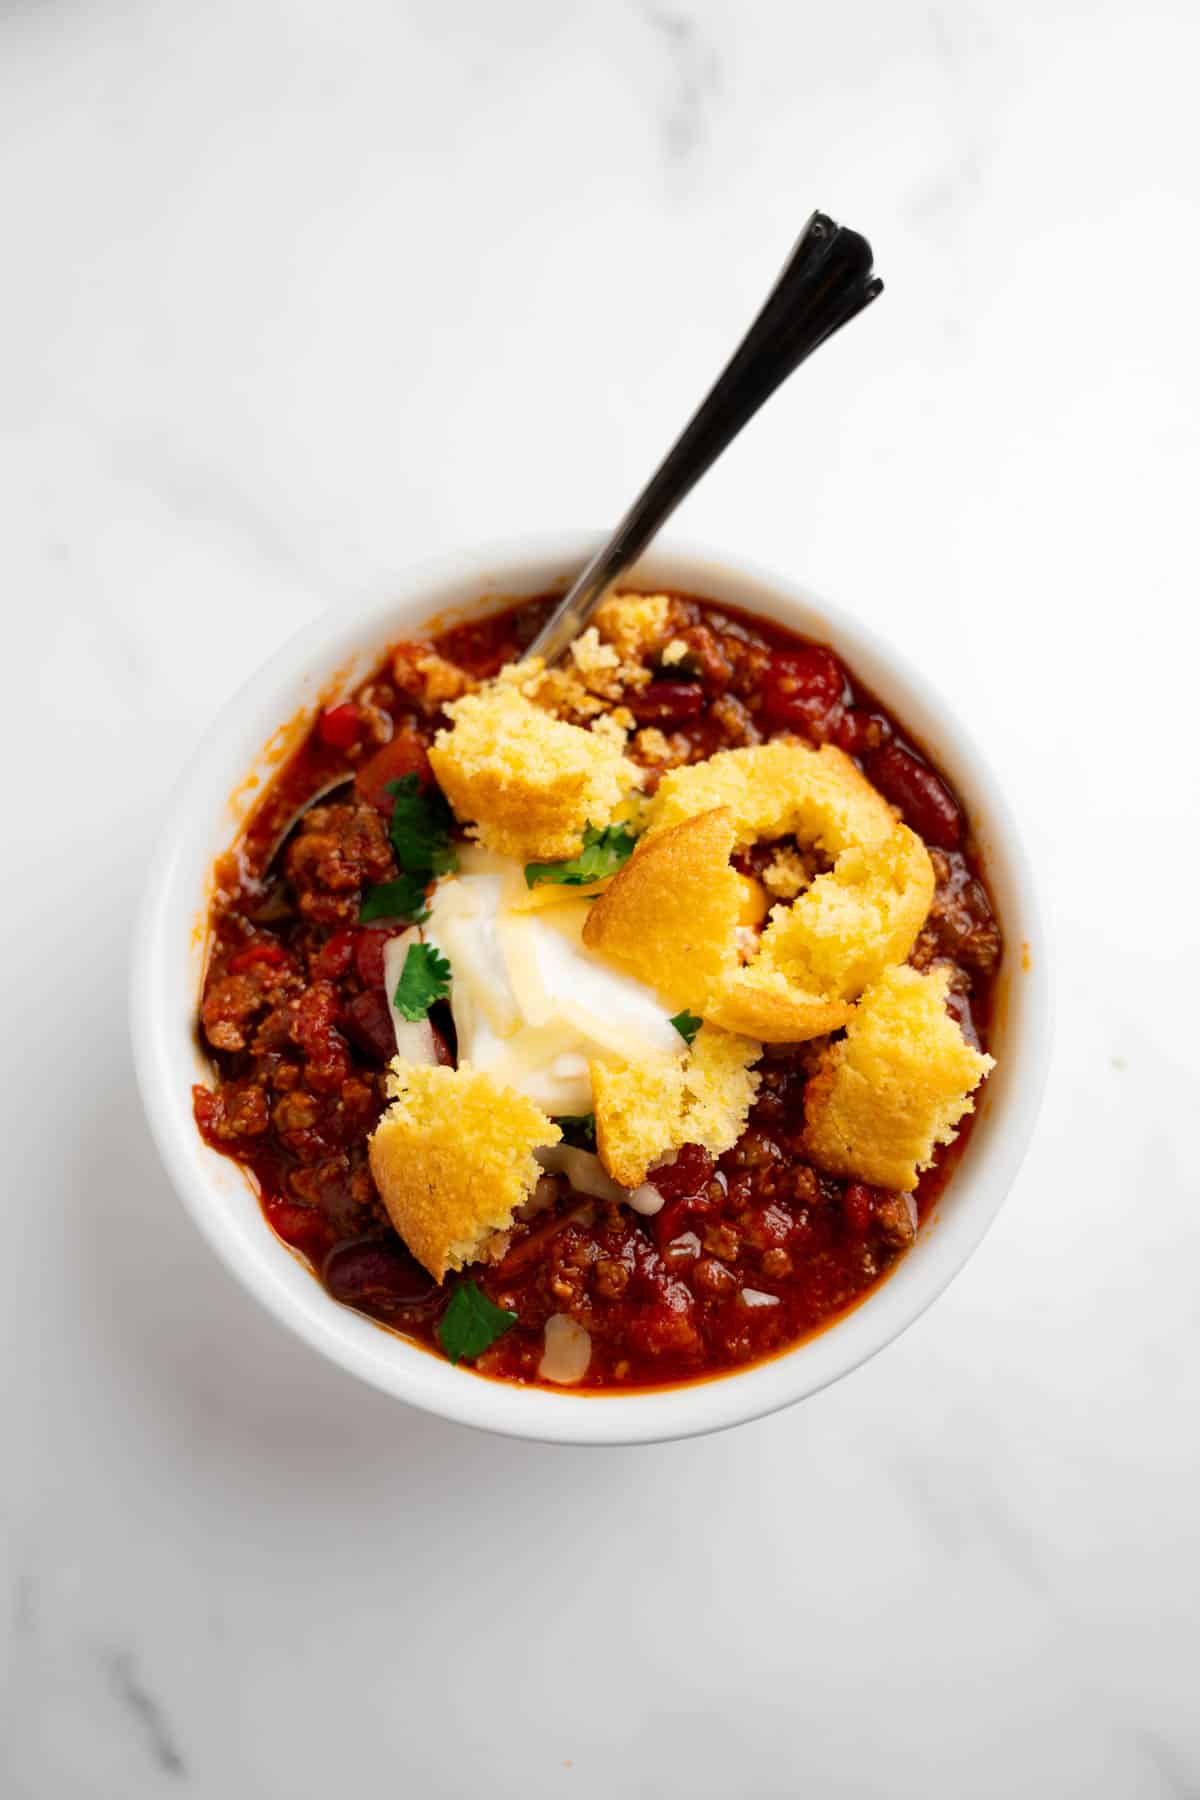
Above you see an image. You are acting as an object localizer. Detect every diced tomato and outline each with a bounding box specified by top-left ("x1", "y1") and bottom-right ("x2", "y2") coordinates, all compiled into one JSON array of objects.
[
  {"x1": 760, "y1": 646, "x2": 846, "y2": 735},
  {"x1": 742, "y1": 1201, "x2": 794, "y2": 1248},
  {"x1": 227, "y1": 940, "x2": 291, "y2": 975},
  {"x1": 316, "y1": 702, "x2": 362, "y2": 750},
  {"x1": 626, "y1": 1281, "x2": 700, "y2": 1357},
  {"x1": 867, "y1": 742, "x2": 962, "y2": 849},
  {"x1": 627, "y1": 681, "x2": 706, "y2": 725},
  {"x1": 263, "y1": 1195, "x2": 329, "y2": 1261},
  {"x1": 650, "y1": 1146, "x2": 716, "y2": 1249},
  {"x1": 313, "y1": 928, "x2": 358, "y2": 981},
  {"x1": 354, "y1": 731, "x2": 433, "y2": 811},
  {"x1": 653, "y1": 1143, "x2": 715, "y2": 1201}
]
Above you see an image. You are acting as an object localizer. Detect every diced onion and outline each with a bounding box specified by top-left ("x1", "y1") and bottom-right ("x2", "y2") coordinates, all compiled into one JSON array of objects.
[
  {"x1": 535, "y1": 1145, "x2": 625, "y2": 1202},
  {"x1": 533, "y1": 1146, "x2": 664, "y2": 1216},
  {"x1": 538, "y1": 1314, "x2": 592, "y2": 1385},
  {"x1": 739, "y1": 1287, "x2": 780, "y2": 1309}
]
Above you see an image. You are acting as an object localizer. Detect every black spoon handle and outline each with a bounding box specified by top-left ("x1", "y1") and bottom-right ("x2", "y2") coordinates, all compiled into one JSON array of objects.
[{"x1": 524, "y1": 211, "x2": 883, "y2": 666}]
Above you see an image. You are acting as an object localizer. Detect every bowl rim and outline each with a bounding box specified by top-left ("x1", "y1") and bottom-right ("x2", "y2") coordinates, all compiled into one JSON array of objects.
[{"x1": 129, "y1": 530, "x2": 1051, "y2": 1446}]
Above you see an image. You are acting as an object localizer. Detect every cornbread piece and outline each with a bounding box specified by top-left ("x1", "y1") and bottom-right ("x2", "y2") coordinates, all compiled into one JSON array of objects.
[
  {"x1": 802, "y1": 965, "x2": 994, "y2": 1191},
  {"x1": 582, "y1": 807, "x2": 742, "y2": 1006},
  {"x1": 646, "y1": 742, "x2": 896, "y2": 855},
  {"x1": 592, "y1": 1025, "x2": 761, "y2": 1189},
  {"x1": 757, "y1": 825, "x2": 935, "y2": 1002},
  {"x1": 429, "y1": 682, "x2": 638, "y2": 862},
  {"x1": 704, "y1": 964, "x2": 852, "y2": 1044},
  {"x1": 593, "y1": 591, "x2": 675, "y2": 661},
  {"x1": 368, "y1": 1061, "x2": 561, "y2": 1279}
]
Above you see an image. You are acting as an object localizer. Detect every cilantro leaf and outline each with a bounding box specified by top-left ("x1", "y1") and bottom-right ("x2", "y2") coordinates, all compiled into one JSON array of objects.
[
  {"x1": 524, "y1": 822, "x2": 638, "y2": 890},
  {"x1": 359, "y1": 873, "x2": 430, "y2": 924},
  {"x1": 438, "y1": 1281, "x2": 517, "y2": 1365},
  {"x1": 554, "y1": 1113, "x2": 596, "y2": 1151},
  {"x1": 392, "y1": 942, "x2": 452, "y2": 1020},
  {"x1": 385, "y1": 774, "x2": 458, "y2": 876},
  {"x1": 670, "y1": 1009, "x2": 703, "y2": 1047}
]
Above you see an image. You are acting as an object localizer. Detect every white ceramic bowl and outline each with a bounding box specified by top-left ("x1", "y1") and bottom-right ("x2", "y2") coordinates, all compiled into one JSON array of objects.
[{"x1": 130, "y1": 533, "x2": 1050, "y2": 1445}]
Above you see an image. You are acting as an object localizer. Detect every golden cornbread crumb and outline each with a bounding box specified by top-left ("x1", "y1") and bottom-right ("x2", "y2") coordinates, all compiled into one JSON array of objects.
[
  {"x1": 515, "y1": 629, "x2": 650, "y2": 719},
  {"x1": 758, "y1": 825, "x2": 935, "y2": 1002},
  {"x1": 633, "y1": 726, "x2": 686, "y2": 768},
  {"x1": 429, "y1": 682, "x2": 638, "y2": 861},
  {"x1": 660, "y1": 637, "x2": 689, "y2": 666},
  {"x1": 704, "y1": 963, "x2": 852, "y2": 1044},
  {"x1": 592, "y1": 1025, "x2": 761, "y2": 1188},
  {"x1": 589, "y1": 712, "x2": 630, "y2": 751},
  {"x1": 761, "y1": 845, "x2": 814, "y2": 901},
  {"x1": 582, "y1": 807, "x2": 742, "y2": 1007},
  {"x1": 594, "y1": 591, "x2": 675, "y2": 661},
  {"x1": 569, "y1": 627, "x2": 621, "y2": 680},
  {"x1": 802, "y1": 965, "x2": 994, "y2": 1191},
  {"x1": 646, "y1": 742, "x2": 896, "y2": 855},
  {"x1": 368, "y1": 1061, "x2": 561, "y2": 1280}
]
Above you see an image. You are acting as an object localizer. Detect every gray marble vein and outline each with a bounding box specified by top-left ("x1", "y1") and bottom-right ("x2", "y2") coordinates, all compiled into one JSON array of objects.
[
  {"x1": 100, "y1": 1650, "x2": 187, "y2": 1779},
  {"x1": 637, "y1": 1, "x2": 721, "y2": 172}
]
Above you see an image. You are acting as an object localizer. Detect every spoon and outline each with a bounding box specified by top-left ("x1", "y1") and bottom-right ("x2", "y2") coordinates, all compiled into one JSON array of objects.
[
  {"x1": 263, "y1": 213, "x2": 881, "y2": 878},
  {"x1": 522, "y1": 210, "x2": 882, "y2": 669}
]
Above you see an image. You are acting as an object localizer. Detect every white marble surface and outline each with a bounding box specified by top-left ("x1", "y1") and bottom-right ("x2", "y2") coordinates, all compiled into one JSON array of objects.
[{"x1": 3, "y1": 2, "x2": 1199, "y2": 1794}]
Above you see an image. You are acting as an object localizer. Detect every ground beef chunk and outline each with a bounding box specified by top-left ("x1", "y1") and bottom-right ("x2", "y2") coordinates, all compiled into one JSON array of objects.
[
  {"x1": 285, "y1": 801, "x2": 395, "y2": 925},
  {"x1": 876, "y1": 1190, "x2": 918, "y2": 1248},
  {"x1": 194, "y1": 1079, "x2": 270, "y2": 1140},
  {"x1": 200, "y1": 960, "x2": 302, "y2": 1053},
  {"x1": 912, "y1": 849, "x2": 1002, "y2": 977}
]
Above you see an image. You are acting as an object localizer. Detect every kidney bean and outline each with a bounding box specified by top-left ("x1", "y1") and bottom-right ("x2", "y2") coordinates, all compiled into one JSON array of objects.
[
  {"x1": 834, "y1": 708, "x2": 891, "y2": 758},
  {"x1": 760, "y1": 647, "x2": 846, "y2": 734},
  {"x1": 324, "y1": 1237, "x2": 438, "y2": 1307},
  {"x1": 341, "y1": 988, "x2": 397, "y2": 1062},
  {"x1": 627, "y1": 681, "x2": 706, "y2": 726},
  {"x1": 867, "y1": 742, "x2": 962, "y2": 849},
  {"x1": 353, "y1": 925, "x2": 405, "y2": 990},
  {"x1": 316, "y1": 702, "x2": 362, "y2": 751}
]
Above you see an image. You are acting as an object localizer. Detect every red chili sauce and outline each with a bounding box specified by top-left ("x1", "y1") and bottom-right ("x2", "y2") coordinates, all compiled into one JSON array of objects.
[{"x1": 193, "y1": 594, "x2": 1001, "y2": 1389}]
